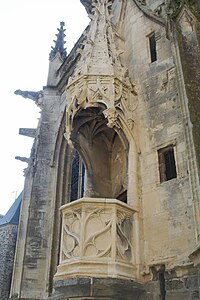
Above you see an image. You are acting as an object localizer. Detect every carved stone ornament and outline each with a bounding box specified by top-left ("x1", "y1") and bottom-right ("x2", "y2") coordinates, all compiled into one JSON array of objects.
[
  {"x1": 65, "y1": 0, "x2": 137, "y2": 144},
  {"x1": 55, "y1": 198, "x2": 137, "y2": 281},
  {"x1": 153, "y1": 4, "x2": 163, "y2": 16},
  {"x1": 103, "y1": 107, "x2": 120, "y2": 129},
  {"x1": 137, "y1": 0, "x2": 146, "y2": 5},
  {"x1": 64, "y1": 130, "x2": 73, "y2": 147}
]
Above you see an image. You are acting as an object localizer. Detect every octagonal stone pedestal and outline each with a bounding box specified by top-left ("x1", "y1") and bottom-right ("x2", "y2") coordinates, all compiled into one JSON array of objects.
[{"x1": 51, "y1": 198, "x2": 146, "y2": 299}]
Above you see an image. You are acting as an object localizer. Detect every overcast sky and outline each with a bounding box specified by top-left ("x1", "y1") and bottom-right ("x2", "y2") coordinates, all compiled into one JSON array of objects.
[{"x1": 0, "y1": 0, "x2": 89, "y2": 215}]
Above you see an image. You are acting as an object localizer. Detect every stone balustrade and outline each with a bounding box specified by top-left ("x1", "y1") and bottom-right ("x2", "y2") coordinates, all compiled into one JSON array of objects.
[{"x1": 54, "y1": 198, "x2": 137, "y2": 281}]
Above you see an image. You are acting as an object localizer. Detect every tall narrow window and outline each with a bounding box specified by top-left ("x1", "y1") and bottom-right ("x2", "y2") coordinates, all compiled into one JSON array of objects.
[
  {"x1": 149, "y1": 33, "x2": 157, "y2": 63},
  {"x1": 70, "y1": 150, "x2": 85, "y2": 201},
  {"x1": 158, "y1": 145, "x2": 177, "y2": 183}
]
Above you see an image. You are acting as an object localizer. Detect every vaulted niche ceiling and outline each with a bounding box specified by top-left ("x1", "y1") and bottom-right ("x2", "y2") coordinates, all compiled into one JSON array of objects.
[{"x1": 71, "y1": 105, "x2": 128, "y2": 202}]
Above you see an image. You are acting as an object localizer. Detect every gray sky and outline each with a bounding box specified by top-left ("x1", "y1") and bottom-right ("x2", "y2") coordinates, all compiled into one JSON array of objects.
[{"x1": 0, "y1": 0, "x2": 89, "y2": 214}]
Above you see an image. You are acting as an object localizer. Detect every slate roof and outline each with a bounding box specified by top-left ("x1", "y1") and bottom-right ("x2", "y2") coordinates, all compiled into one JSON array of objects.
[{"x1": 0, "y1": 192, "x2": 23, "y2": 227}]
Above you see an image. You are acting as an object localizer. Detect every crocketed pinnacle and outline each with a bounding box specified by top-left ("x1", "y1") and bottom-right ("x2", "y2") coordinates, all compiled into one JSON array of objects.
[
  {"x1": 70, "y1": 0, "x2": 124, "y2": 81},
  {"x1": 49, "y1": 22, "x2": 67, "y2": 60}
]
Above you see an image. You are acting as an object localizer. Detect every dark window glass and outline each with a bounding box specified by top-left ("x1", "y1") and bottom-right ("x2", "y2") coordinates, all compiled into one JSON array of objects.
[
  {"x1": 149, "y1": 33, "x2": 157, "y2": 63},
  {"x1": 70, "y1": 151, "x2": 79, "y2": 201},
  {"x1": 164, "y1": 149, "x2": 177, "y2": 180},
  {"x1": 117, "y1": 191, "x2": 127, "y2": 203},
  {"x1": 70, "y1": 151, "x2": 85, "y2": 202},
  {"x1": 81, "y1": 163, "x2": 85, "y2": 198},
  {"x1": 158, "y1": 145, "x2": 177, "y2": 182}
]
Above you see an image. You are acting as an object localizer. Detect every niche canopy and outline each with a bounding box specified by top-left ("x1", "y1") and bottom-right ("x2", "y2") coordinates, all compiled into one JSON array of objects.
[{"x1": 65, "y1": 0, "x2": 138, "y2": 145}]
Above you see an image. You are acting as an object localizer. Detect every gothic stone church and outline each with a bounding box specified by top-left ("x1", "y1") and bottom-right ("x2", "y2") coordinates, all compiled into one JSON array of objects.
[{"x1": 4, "y1": 0, "x2": 200, "y2": 299}]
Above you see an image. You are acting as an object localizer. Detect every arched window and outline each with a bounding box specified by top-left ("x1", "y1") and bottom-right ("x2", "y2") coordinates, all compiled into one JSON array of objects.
[{"x1": 70, "y1": 150, "x2": 85, "y2": 201}]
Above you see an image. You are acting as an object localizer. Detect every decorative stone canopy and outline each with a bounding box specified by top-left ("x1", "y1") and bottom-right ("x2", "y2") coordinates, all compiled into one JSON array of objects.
[{"x1": 65, "y1": 0, "x2": 138, "y2": 146}]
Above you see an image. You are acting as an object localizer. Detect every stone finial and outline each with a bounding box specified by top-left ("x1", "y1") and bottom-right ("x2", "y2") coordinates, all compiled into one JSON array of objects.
[
  {"x1": 49, "y1": 21, "x2": 67, "y2": 61},
  {"x1": 70, "y1": 0, "x2": 124, "y2": 80}
]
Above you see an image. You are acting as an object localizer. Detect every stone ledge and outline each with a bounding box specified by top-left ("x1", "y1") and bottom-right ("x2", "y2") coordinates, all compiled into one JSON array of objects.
[
  {"x1": 55, "y1": 260, "x2": 137, "y2": 282},
  {"x1": 50, "y1": 277, "x2": 146, "y2": 300}
]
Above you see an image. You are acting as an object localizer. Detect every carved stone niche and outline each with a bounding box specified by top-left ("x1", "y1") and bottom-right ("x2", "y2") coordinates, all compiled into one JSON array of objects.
[
  {"x1": 54, "y1": 198, "x2": 137, "y2": 282},
  {"x1": 67, "y1": 105, "x2": 129, "y2": 201}
]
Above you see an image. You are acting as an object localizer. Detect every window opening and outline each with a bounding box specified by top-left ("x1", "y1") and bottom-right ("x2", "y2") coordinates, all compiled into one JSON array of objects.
[
  {"x1": 70, "y1": 151, "x2": 85, "y2": 201},
  {"x1": 159, "y1": 265, "x2": 166, "y2": 300},
  {"x1": 149, "y1": 33, "x2": 157, "y2": 63},
  {"x1": 158, "y1": 145, "x2": 177, "y2": 182},
  {"x1": 117, "y1": 191, "x2": 127, "y2": 203},
  {"x1": 81, "y1": 163, "x2": 85, "y2": 198}
]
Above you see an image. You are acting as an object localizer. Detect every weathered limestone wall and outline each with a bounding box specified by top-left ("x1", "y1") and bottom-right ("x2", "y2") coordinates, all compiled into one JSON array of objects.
[
  {"x1": 176, "y1": 7, "x2": 200, "y2": 176},
  {"x1": 11, "y1": 91, "x2": 67, "y2": 299},
  {"x1": 117, "y1": 0, "x2": 198, "y2": 285},
  {"x1": 0, "y1": 224, "x2": 18, "y2": 300}
]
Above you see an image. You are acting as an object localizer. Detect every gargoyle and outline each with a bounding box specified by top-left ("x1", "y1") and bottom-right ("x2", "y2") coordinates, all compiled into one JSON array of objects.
[
  {"x1": 15, "y1": 156, "x2": 29, "y2": 163},
  {"x1": 14, "y1": 89, "x2": 44, "y2": 108}
]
